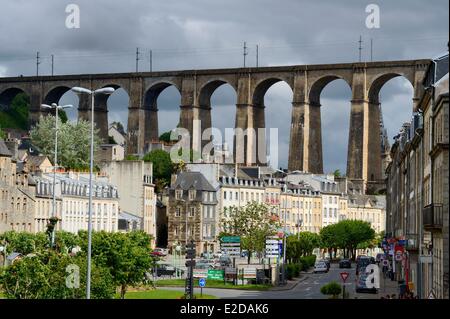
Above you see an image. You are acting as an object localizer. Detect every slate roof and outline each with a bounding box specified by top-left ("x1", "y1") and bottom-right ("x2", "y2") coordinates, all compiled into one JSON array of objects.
[
  {"x1": 0, "y1": 139, "x2": 12, "y2": 157},
  {"x1": 173, "y1": 171, "x2": 216, "y2": 191},
  {"x1": 26, "y1": 155, "x2": 49, "y2": 167}
]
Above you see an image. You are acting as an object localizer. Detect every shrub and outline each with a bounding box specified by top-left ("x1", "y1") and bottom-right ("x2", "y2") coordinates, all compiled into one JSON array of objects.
[
  {"x1": 286, "y1": 263, "x2": 302, "y2": 280},
  {"x1": 320, "y1": 281, "x2": 342, "y2": 298},
  {"x1": 299, "y1": 255, "x2": 316, "y2": 271}
]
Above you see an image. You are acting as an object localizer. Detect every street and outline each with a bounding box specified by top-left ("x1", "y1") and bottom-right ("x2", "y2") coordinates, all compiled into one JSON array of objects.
[{"x1": 161, "y1": 263, "x2": 398, "y2": 299}]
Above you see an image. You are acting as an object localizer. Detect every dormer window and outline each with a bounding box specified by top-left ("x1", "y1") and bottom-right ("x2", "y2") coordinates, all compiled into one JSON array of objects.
[
  {"x1": 189, "y1": 189, "x2": 196, "y2": 200},
  {"x1": 175, "y1": 189, "x2": 183, "y2": 200}
]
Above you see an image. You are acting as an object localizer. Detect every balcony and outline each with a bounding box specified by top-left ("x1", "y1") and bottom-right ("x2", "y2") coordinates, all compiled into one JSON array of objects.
[{"x1": 423, "y1": 203, "x2": 443, "y2": 230}]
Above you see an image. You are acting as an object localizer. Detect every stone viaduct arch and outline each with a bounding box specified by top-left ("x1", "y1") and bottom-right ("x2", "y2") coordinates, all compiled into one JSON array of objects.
[{"x1": 0, "y1": 60, "x2": 430, "y2": 188}]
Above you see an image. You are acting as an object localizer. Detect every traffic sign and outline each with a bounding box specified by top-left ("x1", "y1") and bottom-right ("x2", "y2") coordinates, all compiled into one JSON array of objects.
[
  {"x1": 221, "y1": 236, "x2": 241, "y2": 243},
  {"x1": 340, "y1": 272, "x2": 349, "y2": 282},
  {"x1": 193, "y1": 269, "x2": 208, "y2": 278},
  {"x1": 395, "y1": 251, "x2": 403, "y2": 261},
  {"x1": 382, "y1": 259, "x2": 389, "y2": 267},
  {"x1": 428, "y1": 290, "x2": 436, "y2": 299},
  {"x1": 186, "y1": 248, "x2": 196, "y2": 259},
  {"x1": 199, "y1": 278, "x2": 206, "y2": 287},
  {"x1": 207, "y1": 269, "x2": 224, "y2": 280},
  {"x1": 185, "y1": 260, "x2": 196, "y2": 267}
]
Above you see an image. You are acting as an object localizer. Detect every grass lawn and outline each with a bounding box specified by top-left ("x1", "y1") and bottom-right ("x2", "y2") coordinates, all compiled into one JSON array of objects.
[
  {"x1": 155, "y1": 279, "x2": 272, "y2": 291},
  {"x1": 116, "y1": 289, "x2": 217, "y2": 299}
]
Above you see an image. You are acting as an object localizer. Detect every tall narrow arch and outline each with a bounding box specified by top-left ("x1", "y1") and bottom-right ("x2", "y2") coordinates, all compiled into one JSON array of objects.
[
  {"x1": 143, "y1": 82, "x2": 182, "y2": 149},
  {"x1": 0, "y1": 87, "x2": 31, "y2": 131}
]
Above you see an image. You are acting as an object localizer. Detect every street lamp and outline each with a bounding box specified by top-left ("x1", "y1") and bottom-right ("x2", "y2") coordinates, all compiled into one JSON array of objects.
[
  {"x1": 41, "y1": 103, "x2": 73, "y2": 248},
  {"x1": 296, "y1": 218, "x2": 303, "y2": 240},
  {"x1": 282, "y1": 184, "x2": 288, "y2": 285},
  {"x1": 71, "y1": 86, "x2": 115, "y2": 299}
]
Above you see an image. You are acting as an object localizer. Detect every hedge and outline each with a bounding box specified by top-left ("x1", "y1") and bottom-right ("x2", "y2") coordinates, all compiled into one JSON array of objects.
[
  {"x1": 286, "y1": 263, "x2": 302, "y2": 280},
  {"x1": 299, "y1": 255, "x2": 317, "y2": 271}
]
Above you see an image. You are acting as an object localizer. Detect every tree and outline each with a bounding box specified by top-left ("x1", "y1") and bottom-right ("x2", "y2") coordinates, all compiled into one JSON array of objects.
[
  {"x1": 0, "y1": 231, "x2": 48, "y2": 255},
  {"x1": 286, "y1": 232, "x2": 321, "y2": 264},
  {"x1": 0, "y1": 93, "x2": 29, "y2": 130},
  {"x1": 143, "y1": 149, "x2": 173, "y2": 191},
  {"x1": 30, "y1": 115, "x2": 101, "y2": 170},
  {"x1": 0, "y1": 126, "x2": 6, "y2": 139},
  {"x1": 333, "y1": 169, "x2": 341, "y2": 178},
  {"x1": 77, "y1": 230, "x2": 155, "y2": 299},
  {"x1": 159, "y1": 131, "x2": 172, "y2": 143},
  {"x1": 221, "y1": 202, "x2": 281, "y2": 264}
]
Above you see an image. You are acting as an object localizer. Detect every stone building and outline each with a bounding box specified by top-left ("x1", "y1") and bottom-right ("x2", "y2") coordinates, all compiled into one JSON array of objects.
[
  {"x1": 99, "y1": 160, "x2": 156, "y2": 240},
  {"x1": 386, "y1": 52, "x2": 448, "y2": 299},
  {"x1": 34, "y1": 173, "x2": 120, "y2": 233},
  {"x1": 345, "y1": 194, "x2": 386, "y2": 233},
  {"x1": 0, "y1": 139, "x2": 36, "y2": 233},
  {"x1": 167, "y1": 171, "x2": 219, "y2": 253}
]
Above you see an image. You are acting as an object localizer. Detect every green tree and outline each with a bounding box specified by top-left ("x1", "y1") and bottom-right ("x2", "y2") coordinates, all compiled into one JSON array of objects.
[
  {"x1": 0, "y1": 93, "x2": 29, "y2": 130},
  {"x1": 30, "y1": 115, "x2": 101, "y2": 170},
  {"x1": 222, "y1": 202, "x2": 281, "y2": 264},
  {"x1": 143, "y1": 149, "x2": 173, "y2": 191},
  {"x1": 0, "y1": 231, "x2": 48, "y2": 255},
  {"x1": 333, "y1": 169, "x2": 341, "y2": 178},
  {"x1": 0, "y1": 126, "x2": 6, "y2": 139},
  {"x1": 159, "y1": 131, "x2": 172, "y2": 143},
  {"x1": 77, "y1": 230, "x2": 155, "y2": 299}
]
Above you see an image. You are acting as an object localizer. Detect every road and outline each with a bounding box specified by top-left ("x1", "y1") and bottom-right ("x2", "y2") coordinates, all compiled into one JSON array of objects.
[{"x1": 161, "y1": 263, "x2": 394, "y2": 299}]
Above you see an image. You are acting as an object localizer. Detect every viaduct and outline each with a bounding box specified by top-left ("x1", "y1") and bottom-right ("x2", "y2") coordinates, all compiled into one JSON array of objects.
[{"x1": 0, "y1": 59, "x2": 431, "y2": 189}]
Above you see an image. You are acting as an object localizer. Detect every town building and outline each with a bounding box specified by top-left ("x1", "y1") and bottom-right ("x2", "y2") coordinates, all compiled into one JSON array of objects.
[
  {"x1": 34, "y1": 173, "x2": 120, "y2": 233},
  {"x1": 99, "y1": 160, "x2": 156, "y2": 241},
  {"x1": 386, "y1": 52, "x2": 448, "y2": 299},
  {"x1": 167, "y1": 171, "x2": 219, "y2": 253}
]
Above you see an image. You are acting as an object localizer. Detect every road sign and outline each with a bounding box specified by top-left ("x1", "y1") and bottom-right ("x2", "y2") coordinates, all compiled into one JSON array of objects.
[
  {"x1": 186, "y1": 248, "x2": 196, "y2": 259},
  {"x1": 225, "y1": 267, "x2": 237, "y2": 275},
  {"x1": 185, "y1": 260, "x2": 196, "y2": 267},
  {"x1": 221, "y1": 236, "x2": 241, "y2": 243},
  {"x1": 242, "y1": 268, "x2": 257, "y2": 279},
  {"x1": 428, "y1": 290, "x2": 436, "y2": 299},
  {"x1": 207, "y1": 269, "x2": 224, "y2": 280},
  {"x1": 193, "y1": 269, "x2": 208, "y2": 278},
  {"x1": 340, "y1": 272, "x2": 349, "y2": 282},
  {"x1": 199, "y1": 278, "x2": 206, "y2": 287},
  {"x1": 382, "y1": 259, "x2": 389, "y2": 267},
  {"x1": 395, "y1": 251, "x2": 403, "y2": 261}
]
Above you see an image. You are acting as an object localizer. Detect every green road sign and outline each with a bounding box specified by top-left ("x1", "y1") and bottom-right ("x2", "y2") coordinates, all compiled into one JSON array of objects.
[
  {"x1": 207, "y1": 269, "x2": 224, "y2": 280},
  {"x1": 221, "y1": 236, "x2": 241, "y2": 243}
]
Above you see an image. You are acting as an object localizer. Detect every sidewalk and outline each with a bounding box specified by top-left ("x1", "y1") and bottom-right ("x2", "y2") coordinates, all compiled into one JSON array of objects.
[{"x1": 269, "y1": 275, "x2": 308, "y2": 291}]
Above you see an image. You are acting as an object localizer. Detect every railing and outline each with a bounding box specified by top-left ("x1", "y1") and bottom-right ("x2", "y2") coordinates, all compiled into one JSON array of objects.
[{"x1": 423, "y1": 203, "x2": 443, "y2": 230}]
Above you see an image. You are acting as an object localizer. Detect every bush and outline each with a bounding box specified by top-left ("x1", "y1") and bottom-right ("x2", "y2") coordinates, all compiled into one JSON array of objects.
[
  {"x1": 299, "y1": 255, "x2": 316, "y2": 271},
  {"x1": 320, "y1": 281, "x2": 342, "y2": 298},
  {"x1": 286, "y1": 263, "x2": 302, "y2": 280}
]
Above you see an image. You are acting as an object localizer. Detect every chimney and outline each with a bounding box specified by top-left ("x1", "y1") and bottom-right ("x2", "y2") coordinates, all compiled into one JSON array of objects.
[{"x1": 170, "y1": 173, "x2": 178, "y2": 188}]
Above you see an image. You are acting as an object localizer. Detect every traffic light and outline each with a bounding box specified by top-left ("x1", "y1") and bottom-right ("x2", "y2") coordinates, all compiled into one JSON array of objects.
[{"x1": 185, "y1": 260, "x2": 196, "y2": 267}]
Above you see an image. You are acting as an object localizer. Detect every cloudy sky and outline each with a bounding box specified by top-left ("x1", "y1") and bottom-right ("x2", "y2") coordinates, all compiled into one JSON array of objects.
[{"x1": 0, "y1": 0, "x2": 448, "y2": 172}]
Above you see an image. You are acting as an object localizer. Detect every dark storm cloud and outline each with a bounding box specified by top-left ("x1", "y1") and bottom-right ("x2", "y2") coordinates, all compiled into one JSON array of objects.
[{"x1": 0, "y1": 0, "x2": 448, "y2": 170}]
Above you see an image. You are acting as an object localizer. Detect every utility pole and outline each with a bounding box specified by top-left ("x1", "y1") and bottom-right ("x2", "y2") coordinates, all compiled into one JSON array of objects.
[
  {"x1": 358, "y1": 36, "x2": 363, "y2": 62},
  {"x1": 36, "y1": 51, "x2": 41, "y2": 76},
  {"x1": 51, "y1": 54, "x2": 54, "y2": 76},
  {"x1": 243, "y1": 42, "x2": 248, "y2": 68},
  {"x1": 149, "y1": 49, "x2": 152, "y2": 72},
  {"x1": 135, "y1": 47, "x2": 140, "y2": 72},
  {"x1": 256, "y1": 44, "x2": 259, "y2": 67}
]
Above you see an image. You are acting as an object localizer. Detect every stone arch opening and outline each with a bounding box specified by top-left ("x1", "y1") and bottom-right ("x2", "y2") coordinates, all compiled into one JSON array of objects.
[
  {"x1": 367, "y1": 74, "x2": 414, "y2": 187},
  {"x1": 203, "y1": 81, "x2": 237, "y2": 160},
  {"x1": 0, "y1": 87, "x2": 31, "y2": 131},
  {"x1": 309, "y1": 76, "x2": 352, "y2": 175},
  {"x1": 105, "y1": 87, "x2": 129, "y2": 146},
  {"x1": 44, "y1": 86, "x2": 78, "y2": 123},
  {"x1": 254, "y1": 78, "x2": 293, "y2": 169},
  {"x1": 143, "y1": 82, "x2": 181, "y2": 146}
]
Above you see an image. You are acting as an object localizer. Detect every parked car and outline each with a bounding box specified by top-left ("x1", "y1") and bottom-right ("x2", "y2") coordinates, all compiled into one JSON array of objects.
[
  {"x1": 195, "y1": 261, "x2": 213, "y2": 269},
  {"x1": 154, "y1": 263, "x2": 184, "y2": 277},
  {"x1": 241, "y1": 250, "x2": 249, "y2": 258},
  {"x1": 200, "y1": 252, "x2": 214, "y2": 259},
  {"x1": 355, "y1": 269, "x2": 378, "y2": 293},
  {"x1": 219, "y1": 256, "x2": 232, "y2": 267},
  {"x1": 151, "y1": 250, "x2": 164, "y2": 257},
  {"x1": 339, "y1": 259, "x2": 352, "y2": 269},
  {"x1": 152, "y1": 248, "x2": 167, "y2": 256},
  {"x1": 322, "y1": 259, "x2": 331, "y2": 270},
  {"x1": 313, "y1": 261, "x2": 329, "y2": 273}
]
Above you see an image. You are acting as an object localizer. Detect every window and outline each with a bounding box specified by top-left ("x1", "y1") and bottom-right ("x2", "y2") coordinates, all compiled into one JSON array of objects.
[
  {"x1": 175, "y1": 207, "x2": 181, "y2": 217},
  {"x1": 189, "y1": 206, "x2": 196, "y2": 217},
  {"x1": 189, "y1": 189, "x2": 196, "y2": 200},
  {"x1": 175, "y1": 189, "x2": 183, "y2": 200},
  {"x1": 223, "y1": 191, "x2": 227, "y2": 200},
  {"x1": 235, "y1": 192, "x2": 238, "y2": 200}
]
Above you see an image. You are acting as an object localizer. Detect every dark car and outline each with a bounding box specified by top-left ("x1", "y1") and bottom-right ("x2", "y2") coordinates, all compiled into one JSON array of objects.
[
  {"x1": 339, "y1": 259, "x2": 352, "y2": 269},
  {"x1": 154, "y1": 263, "x2": 184, "y2": 277},
  {"x1": 355, "y1": 269, "x2": 378, "y2": 294},
  {"x1": 219, "y1": 256, "x2": 232, "y2": 267}
]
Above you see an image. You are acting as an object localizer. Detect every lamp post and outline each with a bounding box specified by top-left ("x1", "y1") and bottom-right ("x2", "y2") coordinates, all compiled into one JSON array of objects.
[
  {"x1": 282, "y1": 184, "x2": 288, "y2": 285},
  {"x1": 296, "y1": 218, "x2": 303, "y2": 240},
  {"x1": 71, "y1": 86, "x2": 115, "y2": 299},
  {"x1": 41, "y1": 103, "x2": 73, "y2": 248}
]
